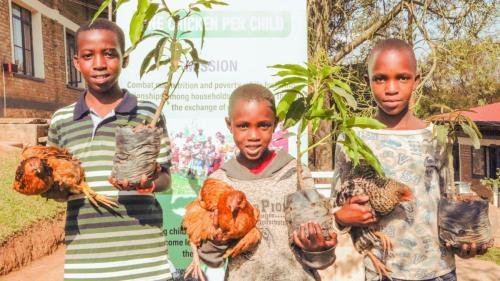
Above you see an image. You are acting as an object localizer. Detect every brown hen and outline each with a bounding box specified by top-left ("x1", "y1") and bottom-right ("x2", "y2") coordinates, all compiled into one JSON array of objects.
[
  {"x1": 183, "y1": 178, "x2": 260, "y2": 280},
  {"x1": 13, "y1": 145, "x2": 117, "y2": 209}
]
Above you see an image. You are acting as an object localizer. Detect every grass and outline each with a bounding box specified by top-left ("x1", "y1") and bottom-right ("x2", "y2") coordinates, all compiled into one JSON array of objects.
[
  {"x1": 477, "y1": 247, "x2": 500, "y2": 265},
  {"x1": 0, "y1": 149, "x2": 65, "y2": 243}
]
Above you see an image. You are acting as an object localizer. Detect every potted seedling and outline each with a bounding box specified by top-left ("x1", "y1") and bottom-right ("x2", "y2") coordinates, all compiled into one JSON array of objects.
[
  {"x1": 94, "y1": 0, "x2": 226, "y2": 188},
  {"x1": 269, "y1": 51, "x2": 385, "y2": 238},
  {"x1": 428, "y1": 105, "x2": 494, "y2": 251}
]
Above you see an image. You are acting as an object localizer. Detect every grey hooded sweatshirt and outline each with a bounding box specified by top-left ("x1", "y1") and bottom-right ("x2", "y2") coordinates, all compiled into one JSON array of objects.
[{"x1": 198, "y1": 150, "x2": 336, "y2": 281}]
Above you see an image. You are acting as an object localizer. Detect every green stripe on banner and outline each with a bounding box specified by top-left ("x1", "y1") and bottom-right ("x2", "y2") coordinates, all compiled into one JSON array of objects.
[{"x1": 157, "y1": 193, "x2": 197, "y2": 270}]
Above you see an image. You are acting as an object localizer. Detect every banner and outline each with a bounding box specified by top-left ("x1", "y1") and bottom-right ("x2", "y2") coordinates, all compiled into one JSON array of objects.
[{"x1": 117, "y1": 0, "x2": 307, "y2": 273}]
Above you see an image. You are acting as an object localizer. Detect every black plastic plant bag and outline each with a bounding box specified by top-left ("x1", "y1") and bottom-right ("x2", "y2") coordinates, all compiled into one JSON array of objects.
[
  {"x1": 438, "y1": 196, "x2": 494, "y2": 249},
  {"x1": 112, "y1": 126, "x2": 162, "y2": 189}
]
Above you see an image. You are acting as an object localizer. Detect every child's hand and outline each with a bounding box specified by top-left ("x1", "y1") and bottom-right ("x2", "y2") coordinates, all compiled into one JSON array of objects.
[
  {"x1": 334, "y1": 195, "x2": 376, "y2": 227},
  {"x1": 108, "y1": 163, "x2": 161, "y2": 192},
  {"x1": 293, "y1": 222, "x2": 337, "y2": 252},
  {"x1": 451, "y1": 242, "x2": 489, "y2": 259}
]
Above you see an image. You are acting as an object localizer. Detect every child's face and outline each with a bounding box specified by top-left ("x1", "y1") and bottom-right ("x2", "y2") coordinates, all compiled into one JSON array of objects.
[
  {"x1": 73, "y1": 29, "x2": 126, "y2": 95},
  {"x1": 226, "y1": 99, "x2": 276, "y2": 167},
  {"x1": 368, "y1": 49, "x2": 419, "y2": 116}
]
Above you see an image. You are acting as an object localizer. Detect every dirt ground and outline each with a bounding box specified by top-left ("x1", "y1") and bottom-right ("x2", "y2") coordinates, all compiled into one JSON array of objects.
[
  {"x1": 1, "y1": 246, "x2": 498, "y2": 281},
  {"x1": 0, "y1": 214, "x2": 65, "y2": 275}
]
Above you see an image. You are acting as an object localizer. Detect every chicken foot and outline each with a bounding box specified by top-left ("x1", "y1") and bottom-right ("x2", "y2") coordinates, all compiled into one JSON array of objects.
[
  {"x1": 374, "y1": 231, "x2": 393, "y2": 255},
  {"x1": 184, "y1": 242, "x2": 207, "y2": 281},
  {"x1": 366, "y1": 250, "x2": 392, "y2": 281},
  {"x1": 80, "y1": 183, "x2": 118, "y2": 209}
]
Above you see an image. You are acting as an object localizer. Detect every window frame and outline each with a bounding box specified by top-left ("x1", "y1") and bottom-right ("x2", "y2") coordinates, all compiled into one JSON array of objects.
[
  {"x1": 11, "y1": 2, "x2": 34, "y2": 76},
  {"x1": 471, "y1": 146, "x2": 487, "y2": 178},
  {"x1": 65, "y1": 30, "x2": 82, "y2": 88}
]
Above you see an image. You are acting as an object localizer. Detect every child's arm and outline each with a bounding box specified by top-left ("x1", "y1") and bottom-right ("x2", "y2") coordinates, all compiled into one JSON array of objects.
[{"x1": 331, "y1": 144, "x2": 376, "y2": 228}]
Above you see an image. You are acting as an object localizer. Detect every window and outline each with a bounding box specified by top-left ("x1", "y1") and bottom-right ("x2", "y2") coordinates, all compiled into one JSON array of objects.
[
  {"x1": 11, "y1": 3, "x2": 34, "y2": 76},
  {"x1": 66, "y1": 31, "x2": 81, "y2": 87},
  {"x1": 472, "y1": 146, "x2": 486, "y2": 178}
]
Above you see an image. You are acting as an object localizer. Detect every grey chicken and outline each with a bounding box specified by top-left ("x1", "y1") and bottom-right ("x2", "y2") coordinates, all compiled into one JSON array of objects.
[{"x1": 336, "y1": 159, "x2": 413, "y2": 280}]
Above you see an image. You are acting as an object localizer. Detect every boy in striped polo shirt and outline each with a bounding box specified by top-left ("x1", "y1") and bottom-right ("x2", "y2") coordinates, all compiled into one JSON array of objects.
[{"x1": 46, "y1": 18, "x2": 176, "y2": 280}]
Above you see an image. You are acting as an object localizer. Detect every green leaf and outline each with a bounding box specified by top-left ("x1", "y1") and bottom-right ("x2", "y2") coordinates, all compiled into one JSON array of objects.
[
  {"x1": 201, "y1": 18, "x2": 206, "y2": 49},
  {"x1": 129, "y1": 0, "x2": 150, "y2": 45},
  {"x1": 189, "y1": 5, "x2": 201, "y2": 12},
  {"x1": 183, "y1": 39, "x2": 196, "y2": 50},
  {"x1": 333, "y1": 79, "x2": 352, "y2": 93},
  {"x1": 276, "y1": 92, "x2": 297, "y2": 120},
  {"x1": 140, "y1": 47, "x2": 156, "y2": 78},
  {"x1": 154, "y1": 37, "x2": 168, "y2": 69},
  {"x1": 319, "y1": 65, "x2": 340, "y2": 79},
  {"x1": 145, "y1": 3, "x2": 159, "y2": 21},
  {"x1": 269, "y1": 64, "x2": 308, "y2": 77},
  {"x1": 190, "y1": 48, "x2": 201, "y2": 76},
  {"x1": 461, "y1": 123, "x2": 481, "y2": 149},
  {"x1": 270, "y1": 76, "x2": 307, "y2": 90},
  {"x1": 345, "y1": 117, "x2": 386, "y2": 129},
  {"x1": 432, "y1": 124, "x2": 450, "y2": 146},
  {"x1": 146, "y1": 58, "x2": 170, "y2": 73},
  {"x1": 273, "y1": 85, "x2": 306, "y2": 97},
  {"x1": 283, "y1": 98, "x2": 306, "y2": 128},
  {"x1": 330, "y1": 83, "x2": 357, "y2": 109},
  {"x1": 352, "y1": 134, "x2": 384, "y2": 176},
  {"x1": 92, "y1": 0, "x2": 112, "y2": 23},
  {"x1": 331, "y1": 93, "x2": 348, "y2": 118}
]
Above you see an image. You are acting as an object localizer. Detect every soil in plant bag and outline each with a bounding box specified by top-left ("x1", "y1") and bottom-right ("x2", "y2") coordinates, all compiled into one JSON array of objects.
[{"x1": 112, "y1": 126, "x2": 162, "y2": 188}]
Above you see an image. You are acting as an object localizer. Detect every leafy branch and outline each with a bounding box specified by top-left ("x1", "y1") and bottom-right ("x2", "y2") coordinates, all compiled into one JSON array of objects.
[
  {"x1": 94, "y1": 0, "x2": 227, "y2": 127},
  {"x1": 427, "y1": 104, "x2": 482, "y2": 193},
  {"x1": 270, "y1": 51, "x2": 385, "y2": 190}
]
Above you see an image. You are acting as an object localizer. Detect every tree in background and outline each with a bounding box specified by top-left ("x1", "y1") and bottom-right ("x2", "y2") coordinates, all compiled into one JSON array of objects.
[
  {"x1": 417, "y1": 38, "x2": 500, "y2": 117},
  {"x1": 307, "y1": 0, "x2": 497, "y2": 169}
]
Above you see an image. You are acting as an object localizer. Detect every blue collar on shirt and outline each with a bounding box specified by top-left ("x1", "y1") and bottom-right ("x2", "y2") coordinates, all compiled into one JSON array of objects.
[{"x1": 73, "y1": 89, "x2": 138, "y2": 121}]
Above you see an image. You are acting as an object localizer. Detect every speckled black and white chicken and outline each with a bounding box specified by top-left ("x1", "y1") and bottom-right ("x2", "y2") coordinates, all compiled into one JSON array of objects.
[{"x1": 335, "y1": 159, "x2": 413, "y2": 279}]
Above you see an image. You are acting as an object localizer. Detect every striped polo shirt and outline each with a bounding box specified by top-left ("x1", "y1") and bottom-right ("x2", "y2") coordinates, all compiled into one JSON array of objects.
[{"x1": 48, "y1": 90, "x2": 175, "y2": 281}]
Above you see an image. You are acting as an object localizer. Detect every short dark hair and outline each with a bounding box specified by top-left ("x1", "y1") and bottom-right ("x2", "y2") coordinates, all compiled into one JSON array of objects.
[
  {"x1": 367, "y1": 38, "x2": 417, "y2": 75},
  {"x1": 228, "y1": 83, "x2": 276, "y2": 118},
  {"x1": 75, "y1": 18, "x2": 125, "y2": 54}
]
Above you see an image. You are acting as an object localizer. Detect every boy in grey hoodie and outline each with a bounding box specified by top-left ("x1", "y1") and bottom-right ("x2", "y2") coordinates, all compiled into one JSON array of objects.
[{"x1": 198, "y1": 83, "x2": 337, "y2": 281}]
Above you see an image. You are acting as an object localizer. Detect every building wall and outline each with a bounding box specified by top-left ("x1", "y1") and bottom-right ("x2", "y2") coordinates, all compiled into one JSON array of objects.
[
  {"x1": 0, "y1": 0, "x2": 101, "y2": 118},
  {"x1": 458, "y1": 140, "x2": 500, "y2": 187}
]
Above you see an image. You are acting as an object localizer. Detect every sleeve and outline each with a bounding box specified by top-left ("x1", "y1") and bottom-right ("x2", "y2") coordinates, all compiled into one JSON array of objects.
[
  {"x1": 197, "y1": 240, "x2": 229, "y2": 268},
  {"x1": 47, "y1": 112, "x2": 60, "y2": 147},
  {"x1": 156, "y1": 113, "x2": 172, "y2": 171}
]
